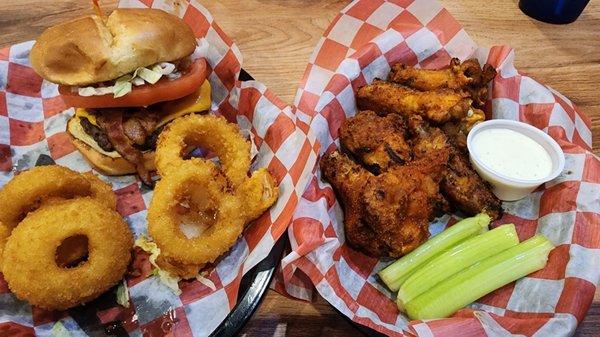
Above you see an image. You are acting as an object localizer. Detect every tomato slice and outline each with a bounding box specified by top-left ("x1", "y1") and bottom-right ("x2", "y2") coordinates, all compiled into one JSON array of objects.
[{"x1": 59, "y1": 58, "x2": 208, "y2": 108}]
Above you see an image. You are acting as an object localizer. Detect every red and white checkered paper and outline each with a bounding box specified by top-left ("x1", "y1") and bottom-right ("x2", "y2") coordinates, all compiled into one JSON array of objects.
[
  {"x1": 278, "y1": 0, "x2": 600, "y2": 336},
  {"x1": 0, "y1": 0, "x2": 318, "y2": 335}
]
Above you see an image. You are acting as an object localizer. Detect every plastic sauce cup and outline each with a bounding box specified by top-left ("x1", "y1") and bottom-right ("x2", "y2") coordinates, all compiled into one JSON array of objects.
[{"x1": 467, "y1": 120, "x2": 565, "y2": 201}]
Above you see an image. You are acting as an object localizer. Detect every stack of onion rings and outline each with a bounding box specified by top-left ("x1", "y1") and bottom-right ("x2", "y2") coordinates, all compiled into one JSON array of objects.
[
  {"x1": 0, "y1": 165, "x2": 133, "y2": 310},
  {"x1": 149, "y1": 114, "x2": 279, "y2": 278}
]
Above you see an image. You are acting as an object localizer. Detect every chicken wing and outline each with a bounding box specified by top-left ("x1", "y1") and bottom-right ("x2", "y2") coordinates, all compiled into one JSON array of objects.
[
  {"x1": 388, "y1": 58, "x2": 481, "y2": 91},
  {"x1": 323, "y1": 58, "x2": 501, "y2": 258},
  {"x1": 321, "y1": 149, "x2": 448, "y2": 258},
  {"x1": 408, "y1": 115, "x2": 503, "y2": 219},
  {"x1": 321, "y1": 150, "x2": 392, "y2": 257},
  {"x1": 388, "y1": 58, "x2": 496, "y2": 108},
  {"x1": 471, "y1": 63, "x2": 497, "y2": 108},
  {"x1": 339, "y1": 110, "x2": 412, "y2": 174},
  {"x1": 356, "y1": 79, "x2": 472, "y2": 124},
  {"x1": 440, "y1": 106, "x2": 485, "y2": 153}
]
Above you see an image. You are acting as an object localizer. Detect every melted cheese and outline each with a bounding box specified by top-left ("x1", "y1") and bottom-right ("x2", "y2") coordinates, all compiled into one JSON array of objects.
[
  {"x1": 75, "y1": 107, "x2": 98, "y2": 125},
  {"x1": 157, "y1": 80, "x2": 212, "y2": 126}
]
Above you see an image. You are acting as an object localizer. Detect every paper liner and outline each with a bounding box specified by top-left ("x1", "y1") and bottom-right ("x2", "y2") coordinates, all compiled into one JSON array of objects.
[
  {"x1": 278, "y1": 1, "x2": 600, "y2": 336},
  {"x1": 0, "y1": 0, "x2": 318, "y2": 335}
]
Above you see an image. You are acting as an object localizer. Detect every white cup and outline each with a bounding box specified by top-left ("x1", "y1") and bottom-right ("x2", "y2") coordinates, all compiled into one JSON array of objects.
[{"x1": 467, "y1": 119, "x2": 565, "y2": 201}]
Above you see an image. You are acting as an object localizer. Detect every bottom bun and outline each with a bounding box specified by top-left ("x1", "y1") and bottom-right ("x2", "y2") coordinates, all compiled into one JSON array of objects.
[{"x1": 71, "y1": 138, "x2": 155, "y2": 176}]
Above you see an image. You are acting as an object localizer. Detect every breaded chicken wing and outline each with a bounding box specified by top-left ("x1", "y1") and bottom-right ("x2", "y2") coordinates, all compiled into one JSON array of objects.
[
  {"x1": 339, "y1": 110, "x2": 412, "y2": 174},
  {"x1": 323, "y1": 58, "x2": 501, "y2": 259},
  {"x1": 471, "y1": 63, "x2": 497, "y2": 107},
  {"x1": 320, "y1": 150, "x2": 392, "y2": 257},
  {"x1": 321, "y1": 150, "x2": 448, "y2": 258},
  {"x1": 441, "y1": 106, "x2": 485, "y2": 152},
  {"x1": 357, "y1": 79, "x2": 472, "y2": 124},
  {"x1": 389, "y1": 58, "x2": 481, "y2": 91},
  {"x1": 388, "y1": 58, "x2": 496, "y2": 108},
  {"x1": 408, "y1": 116, "x2": 503, "y2": 219}
]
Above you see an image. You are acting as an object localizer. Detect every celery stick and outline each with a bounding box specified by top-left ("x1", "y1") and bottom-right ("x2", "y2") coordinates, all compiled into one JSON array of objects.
[
  {"x1": 379, "y1": 213, "x2": 491, "y2": 291},
  {"x1": 397, "y1": 224, "x2": 519, "y2": 311},
  {"x1": 404, "y1": 234, "x2": 554, "y2": 320}
]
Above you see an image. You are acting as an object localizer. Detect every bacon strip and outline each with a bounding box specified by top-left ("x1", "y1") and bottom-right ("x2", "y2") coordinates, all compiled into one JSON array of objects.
[
  {"x1": 122, "y1": 110, "x2": 158, "y2": 146},
  {"x1": 97, "y1": 110, "x2": 153, "y2": 186}
]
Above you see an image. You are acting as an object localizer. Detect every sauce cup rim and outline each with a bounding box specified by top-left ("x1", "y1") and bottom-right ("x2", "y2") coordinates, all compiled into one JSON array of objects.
[{"x1": 467, "y1": 119, "x2": 565, "y2": 186}]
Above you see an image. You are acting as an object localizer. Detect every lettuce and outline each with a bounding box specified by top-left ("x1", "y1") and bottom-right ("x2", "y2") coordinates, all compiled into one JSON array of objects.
[
  {"x1": 75, "y1": 61, "x2": 177, "y2": 98},
  {"x1": 135, "y1": 235, "x2": 182, "y2": 295},
  {"x1": 137, "y1": 67, "x2": 162, "y2": 85},
  {"x1": 51, "y1": 321, "x2": 73, "y2": 337},
  {"x1": 113, "y1": 80, "x2": 132, "y2": 98},
  {"x1": 115, "y1": 280, "x2": 130, "y2": 308}
]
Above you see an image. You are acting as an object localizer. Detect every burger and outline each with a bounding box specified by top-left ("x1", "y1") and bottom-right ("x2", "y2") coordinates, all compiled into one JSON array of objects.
[{"x1": 29, "y1": 8, "x2": 211, "y2": 185}]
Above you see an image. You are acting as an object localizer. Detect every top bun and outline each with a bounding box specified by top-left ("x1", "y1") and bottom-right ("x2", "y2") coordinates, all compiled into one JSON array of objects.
[{"x1": 30, "y1": 9, "x2": 197, "y2": 86}]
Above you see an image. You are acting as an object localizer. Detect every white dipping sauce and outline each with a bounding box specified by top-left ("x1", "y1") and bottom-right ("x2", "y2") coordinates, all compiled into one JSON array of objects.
[{"x1": 471, "y1": 128, "x2": 553, "y2": 180}]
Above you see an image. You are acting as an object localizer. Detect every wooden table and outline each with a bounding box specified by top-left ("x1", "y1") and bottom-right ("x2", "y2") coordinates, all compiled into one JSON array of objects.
[{"x1": 0, "y1": 1, "x2": 598, "y2": 336}]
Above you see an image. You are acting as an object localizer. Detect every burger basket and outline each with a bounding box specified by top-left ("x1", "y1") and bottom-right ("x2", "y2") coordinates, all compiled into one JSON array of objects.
[
  {"x1": 0, "y1": 0, "x2": 318, "y2": 335},
  {"x1": 275, "y1": 0, "x2": 600, "y2": 336}
]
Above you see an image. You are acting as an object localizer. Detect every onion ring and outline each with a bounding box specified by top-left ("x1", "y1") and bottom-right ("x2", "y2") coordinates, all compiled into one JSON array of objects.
[
  {"x1": 148, "y1": 161, "x2": 245, "y2": 266},
  {"x1": 0, "y1": 166, "x2": 91, "y2": 230},
  {"x1": 155, "y1": 114, "x2": 251, "y2": 188},
  {"x1": 0, "y1": 222, "x2": 8, "y2": 269},
  {"x1": 0, "y1": 166, "x2": 116, "y2": 229},
  {"x1": 238, "y1": 168, "x2": 279, "y2": 223},
  {"x1": 83, "y1": 172, "x2": 117, "y2": 210},
  {"x1": 150, "y1": 114, "x2": 279, "y2": 278},
  {"x1": 0, "y1": 166, "x2": 117, "y2": 266},
  {"x1": 28, "y1": 172, "x2": 117, "y2": 212},
  {"x1": 36, "y1": 173, "x2": 115, "y2": 268},
  {"x1": 2, "y1": 198, "x2": 133, "y2": 310},
  {"x1": 156, "y1": 255, "x2": 204, "y2": 280}
]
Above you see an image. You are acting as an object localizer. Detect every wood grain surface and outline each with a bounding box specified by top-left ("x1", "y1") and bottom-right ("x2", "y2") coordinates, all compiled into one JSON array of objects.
[{"x1": 0, "y1": 1, "x2": 598, "y2": 336}]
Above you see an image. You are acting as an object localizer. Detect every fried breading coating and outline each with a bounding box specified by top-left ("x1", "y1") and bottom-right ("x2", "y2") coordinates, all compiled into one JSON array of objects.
[
  {"x1": 472, "y1": 63, "x2": 497, "y2": 107},
  {"x1": 363, "y1": 152, "x2": 449, "y2": 256},
  {"x1": 322, "y1": 58, "x2": 502, "y2": 259},
  {"x1": 2, "y1": 199, "x2": 132, "y2": 310},
  {"x1": 357, "y1": 79, "x2": 472, "y2": 124},
  {"x1": 155, "y1": 114, "x2": 251, "y2": 188},
  {"x1": 148, "y1": 161, "x2": 246, "y2": 267},
  {"x1": 409, "y1": 116, "x2": 502, "y2": 219},
  {"x1": 237, "y1": 168, "x2": 280, "y2": 223},
  {"x1": 321, "y1": 150, "x2": 448, "y2": 258},
  {"x1": 321, "y1": 151, "x2": 390, "y2": 257},
  {"x1": 441, "y1": 108, "x2": 486, "y2": 152},
  {"x1": 151, "y1": 114, "x2": 279, "y2": 279},
  {"x1": 0, "y1": 166, "x2": 117, "y2": 268},
  {"x1": 388, "y1": 58, "x2": 497, "y2": 108},
  {"x1": 389, "y1": 58, "x2": 481, "y2": 91},
  {"x1": 339, "y1": 110, "x2": 412, "y2": 174}
]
